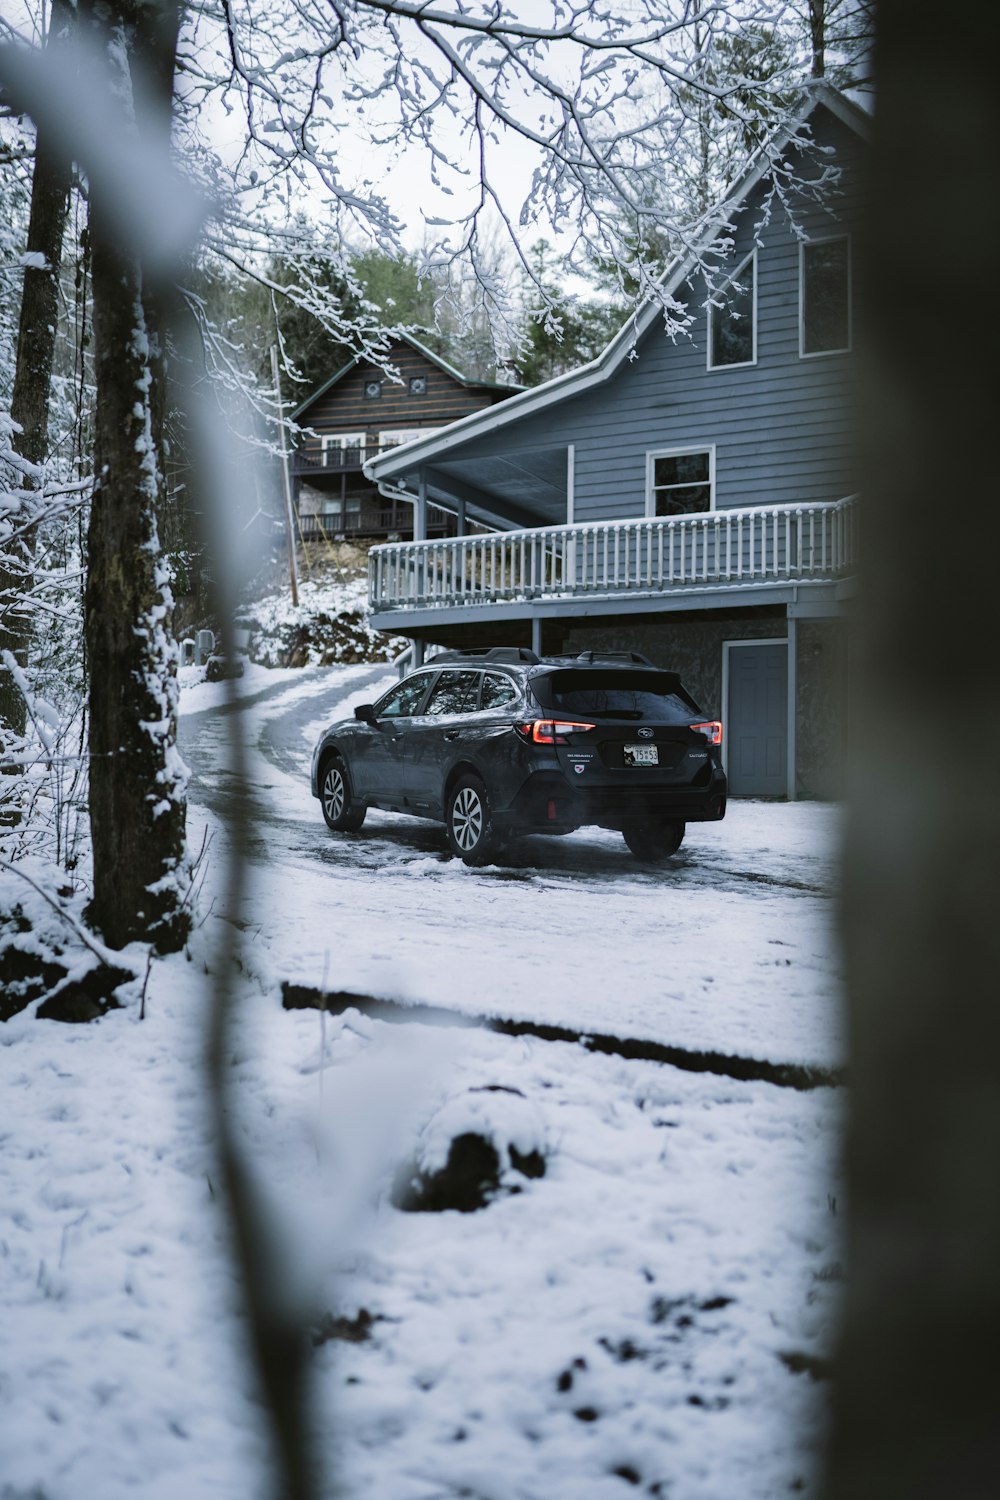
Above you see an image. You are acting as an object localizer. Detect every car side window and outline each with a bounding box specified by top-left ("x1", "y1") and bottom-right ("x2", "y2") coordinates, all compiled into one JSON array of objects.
[
  {"x1": 376, "y1": 674, "x2": 431, "y2": 718},
  {"x1": 425, "y1": 670, "x2": 480, "y2": 717},
  {"x1": 481, "y1": 672, "x2": 517, "y2": 710}
]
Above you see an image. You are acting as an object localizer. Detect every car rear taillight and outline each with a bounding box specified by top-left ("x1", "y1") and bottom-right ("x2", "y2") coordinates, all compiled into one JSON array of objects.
[
  {"x1": 515, "y1": 719, "x2": 596, "y2": 745},
  {"x1": 691, "y1": 721, "x2": 723, "y2": 746}
]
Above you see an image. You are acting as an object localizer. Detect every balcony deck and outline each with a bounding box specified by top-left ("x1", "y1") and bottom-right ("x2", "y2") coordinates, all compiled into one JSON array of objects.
[
  {"x1": 368, "y1": 497, "x2": 858, "y2": 623},
  {"x1": 293, "y1": 442, "x2": 395, "y2": 477}
]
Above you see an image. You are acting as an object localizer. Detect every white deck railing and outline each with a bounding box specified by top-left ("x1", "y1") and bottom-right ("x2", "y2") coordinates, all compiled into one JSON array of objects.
[{"x1": 368, "y1": 496, "x2": 858, "y2": 612}]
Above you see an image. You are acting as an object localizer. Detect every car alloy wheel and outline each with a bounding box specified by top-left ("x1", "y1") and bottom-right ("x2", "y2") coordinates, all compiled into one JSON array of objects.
[
  {"x1": 321, "y1": 756, "x2": 366, "y2": 833},
  {"x1": 446, "y1": 774, "x2": 497, "y2": 865},
  {"x1": 323, "y1": 764, "x2": 346, "y2": 823},
  {"x1": 452, "y1": 785, "x2": 484, "y2": 851}
]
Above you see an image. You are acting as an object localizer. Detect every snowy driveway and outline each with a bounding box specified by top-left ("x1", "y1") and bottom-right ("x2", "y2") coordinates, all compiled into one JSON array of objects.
[
  {"x1": 179, "y1": 664, "x2": 846, "y2": 1071},
  {"x1": 0, "y1": 664, "x2": 848, "y2": 1500}
]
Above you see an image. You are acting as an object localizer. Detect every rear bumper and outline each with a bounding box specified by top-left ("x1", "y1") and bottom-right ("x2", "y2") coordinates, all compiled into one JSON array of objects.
[{"x1": 502, "y1": 769, "x2": 727, "y2": 833}]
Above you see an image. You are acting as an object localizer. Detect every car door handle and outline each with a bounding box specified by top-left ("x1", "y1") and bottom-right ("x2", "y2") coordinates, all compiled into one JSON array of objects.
[
  {"x1": 390, "y1": 733, "x2": 404, "y2": 742},
  {"x1": 443, "y1": 729, "x2": 460, "y2": 741}
]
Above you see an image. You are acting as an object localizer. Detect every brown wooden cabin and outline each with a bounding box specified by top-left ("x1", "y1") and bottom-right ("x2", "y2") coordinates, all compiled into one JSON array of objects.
[{"x1": 291, "y1": 334, "x2": 518, "y2": 542}]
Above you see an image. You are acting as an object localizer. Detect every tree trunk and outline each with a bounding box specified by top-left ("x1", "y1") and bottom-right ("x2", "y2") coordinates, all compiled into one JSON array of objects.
[
  {"x1": 808, "y1": 1, "x2": 826, "y2": 78},
  {"x1": 826, "y1": 2, "x2": 1000, "y2": 1496},
  {"x1": 83, "y1": 0, "x2": 189, "y2": 952},
  {"x1": 0, "y1": 0, "x2": 74, "y2": 742}
]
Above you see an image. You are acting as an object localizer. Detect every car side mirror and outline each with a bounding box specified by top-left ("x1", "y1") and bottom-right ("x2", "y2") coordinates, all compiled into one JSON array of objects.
[{"x1": 354, "y1": 703, "x2": 377, "y2": 724}]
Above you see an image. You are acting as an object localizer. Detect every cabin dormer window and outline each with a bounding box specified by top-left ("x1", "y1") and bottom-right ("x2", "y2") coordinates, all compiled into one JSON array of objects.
[
  {"x1": 364, "y1": 378, "x2": 382, "y2": 400},
  {"x1": 708, "y1": 251, "x2": 756, "y2": 369},
  {"x1": 646, "y1": 447, "x2": 714, "y2": 517},
  {"x1": 409, "y1": 375, "x2": 428, "y2": 395},
  {"x1": 800, "y1": 236, "x2": 851, "y2": 356}
]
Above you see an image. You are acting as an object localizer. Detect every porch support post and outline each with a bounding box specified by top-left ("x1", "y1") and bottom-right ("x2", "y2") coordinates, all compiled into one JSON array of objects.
[
  {"x1": 415, "y1": 471, "x2": 428, "y2": 542},
  {"x1": 531, "y1": 616, "x2": 542, "y2": 657},
  {"x1": 410, "y1": 637, "x2": 424, "y2": 669},
  {"x1": 456, "y1": 497, "x2": 467, "y2": 537},
  {"x1": 786, "y1": 613, "x2": 797, "y2": 801}
]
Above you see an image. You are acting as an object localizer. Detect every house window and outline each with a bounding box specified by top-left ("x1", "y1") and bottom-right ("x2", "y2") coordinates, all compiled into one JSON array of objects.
[
  {"x1": 801, "y1": 237, "x2": 850, "y2": 356},
  {"x1": 379, "y1": 427, "x2": 442, "y2": 450},
  {"x1": 321, "y1": 495, "x2": 362, "y2": 530},
  {"x1": 364, "y1": 378, "x2": 382, "y2": 400},
  {"x1": 708, "y1": 251, "x2": 756, "y2": 369},
  {"x1": 646, "y1": 448, "x2": 713, "y2": 517},
  {"x1": 409, "y1": 375, "x2": 428, "y2": 395},
  {"x1": 321, "y1": 433, "x2": 365, "y2": 467}
]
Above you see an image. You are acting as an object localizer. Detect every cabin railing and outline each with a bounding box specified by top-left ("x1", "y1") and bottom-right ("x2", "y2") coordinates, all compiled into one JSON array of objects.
[{"x1": 368, "y1": 496, "x2": 859, "y2": 611}]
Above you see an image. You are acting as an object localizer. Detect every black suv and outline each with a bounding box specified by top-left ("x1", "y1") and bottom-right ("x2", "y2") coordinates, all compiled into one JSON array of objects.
[{"x1": 310, "y1": 648, "x2": 727, "y2": 865}]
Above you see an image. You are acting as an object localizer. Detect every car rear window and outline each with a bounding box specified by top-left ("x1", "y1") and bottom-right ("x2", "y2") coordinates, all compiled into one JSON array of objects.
[
  {"x1": 531, "y1": 669, "x2": 701, "y2": 722},
  {"x1": 481, "y1": 672, "x2": 518, "y2": 710}
]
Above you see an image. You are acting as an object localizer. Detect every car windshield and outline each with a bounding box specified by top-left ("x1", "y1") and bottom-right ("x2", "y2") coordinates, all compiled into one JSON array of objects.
[{"x1": 532, "y1": 669, "x2": 700, "y2": 722}]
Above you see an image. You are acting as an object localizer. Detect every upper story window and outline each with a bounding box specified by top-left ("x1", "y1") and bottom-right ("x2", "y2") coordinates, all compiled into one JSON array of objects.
[
  {"x1": 364, "y1": 378, "x2": 382, "y2": 400},
  {"x1": 408, "y1": 375, "x2": 428, "y2": 395},
  {"x1": 379, "y1": 426, "x2": 442, "y2": 449},
  {"x1": 708, "y1": 251, "x2": 756, "y2": 369},
  {"x1": 800, "y1": 236, "x2": 851, "y2": 356},
  {"x1": 646, "y1": 448, "x2": 714, "y2": 517},
  {"x1": 321, "y1": 432, "x2": 365, "y2": 466}
]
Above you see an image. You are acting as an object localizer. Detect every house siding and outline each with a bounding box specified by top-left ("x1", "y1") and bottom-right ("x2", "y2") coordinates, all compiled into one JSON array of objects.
[
  {"x1": 412, "y1": 107, "x2": 863, "y2": 528},
  {"x1": 297, "y1": 344, "x2": 509, "y2": 440}
]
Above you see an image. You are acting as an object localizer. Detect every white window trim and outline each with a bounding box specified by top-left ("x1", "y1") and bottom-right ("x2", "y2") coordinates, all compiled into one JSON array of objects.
[
  {"x1": 644, "y1": 444, "x2": 716, "y2": 518},
  {"x1": 378, "y1": 426, "x2": 443, "y2": 448},
  {"x1": 799, "y1": 234, "x2": 852, "y2": 359},
  {"x1": 321, "y1": 432, "x2": 365, "y2": 452},
  {"x1": 707, "y1": 249, "x2": 757, "y2": 372}
]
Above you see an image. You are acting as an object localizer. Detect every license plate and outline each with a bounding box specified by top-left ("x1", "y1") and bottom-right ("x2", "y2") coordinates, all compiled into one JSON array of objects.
[{"x1": 624, "y1": 743, "x2": 658, "y2": 767}]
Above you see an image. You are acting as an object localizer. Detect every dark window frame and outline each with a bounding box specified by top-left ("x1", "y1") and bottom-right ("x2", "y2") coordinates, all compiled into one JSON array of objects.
[
  {"x1": 707, "y1": 250, "x2": 757, "y2": 370},
  {"x1": 800, "y1": 235, "x2": 851, "y2": 357}
]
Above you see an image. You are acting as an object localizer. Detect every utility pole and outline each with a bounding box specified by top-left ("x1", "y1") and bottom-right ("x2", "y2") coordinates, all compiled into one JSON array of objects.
[{"x1": 270, "y1": 344, "x2": 299, "y2": 607}]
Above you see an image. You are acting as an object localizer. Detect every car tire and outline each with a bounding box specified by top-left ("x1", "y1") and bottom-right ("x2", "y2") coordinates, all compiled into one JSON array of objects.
[
  {"x1": 320, "y1": 755, "x2": 366, "y2": 833},
  {"x1": 446, "y1": 774, "x2": 498, "y2": 866},
  {"x1": 622, "y1": 818, "x2": 685, "y2": 861}
]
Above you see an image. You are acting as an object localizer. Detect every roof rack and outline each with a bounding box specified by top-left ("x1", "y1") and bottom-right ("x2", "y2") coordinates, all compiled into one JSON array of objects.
[
  {"x1": 428, "y1": 646, "x2": 541, "y2": 666},
  {"x1": 543, "y1": 650, "x2": 657, "y2": 667}
]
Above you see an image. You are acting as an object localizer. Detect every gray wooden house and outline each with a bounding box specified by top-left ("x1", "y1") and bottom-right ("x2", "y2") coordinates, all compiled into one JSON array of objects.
[
  {"x1": 364, "y1": 84, "x2": 867, "y2": 799},
  {"x1": 291, "y1": 334, "x2": 517, "y2": 542}
]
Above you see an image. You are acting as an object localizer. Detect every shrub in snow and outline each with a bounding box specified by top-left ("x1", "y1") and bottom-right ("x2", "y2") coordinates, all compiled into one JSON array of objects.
[
  {"x1": 36, "y1": 963, "x2": 135, "y2": 1023},
  {"x1": 392, "y1": 1085, "x2": 547, "y2": 1214},
  {"x1": 205, "y1": 652, "x2": 247, "y2": 682}
]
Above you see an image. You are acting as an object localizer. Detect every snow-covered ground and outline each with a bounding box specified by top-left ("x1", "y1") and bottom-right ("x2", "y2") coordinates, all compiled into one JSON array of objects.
[{"x1": 0, "y1": 664, "x2": 847, "y2": 1500}]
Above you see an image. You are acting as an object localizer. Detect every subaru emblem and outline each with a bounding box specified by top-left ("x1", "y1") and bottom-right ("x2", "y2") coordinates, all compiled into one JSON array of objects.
[
  {"x1": 573, "y1": 763, "x2": 586, "y2": 774},
  {"x1": 638, "y1": 727, "x2": 654, "y2": 739}
]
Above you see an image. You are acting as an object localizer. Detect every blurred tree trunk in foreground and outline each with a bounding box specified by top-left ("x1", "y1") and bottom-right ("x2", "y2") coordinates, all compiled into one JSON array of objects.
[
  {"x1": 83, "y1": 0, "x2": 189, "y2": 951},
  {"x1": 828, "y1": 3, "x2": 1000, "y2": 1497}
]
